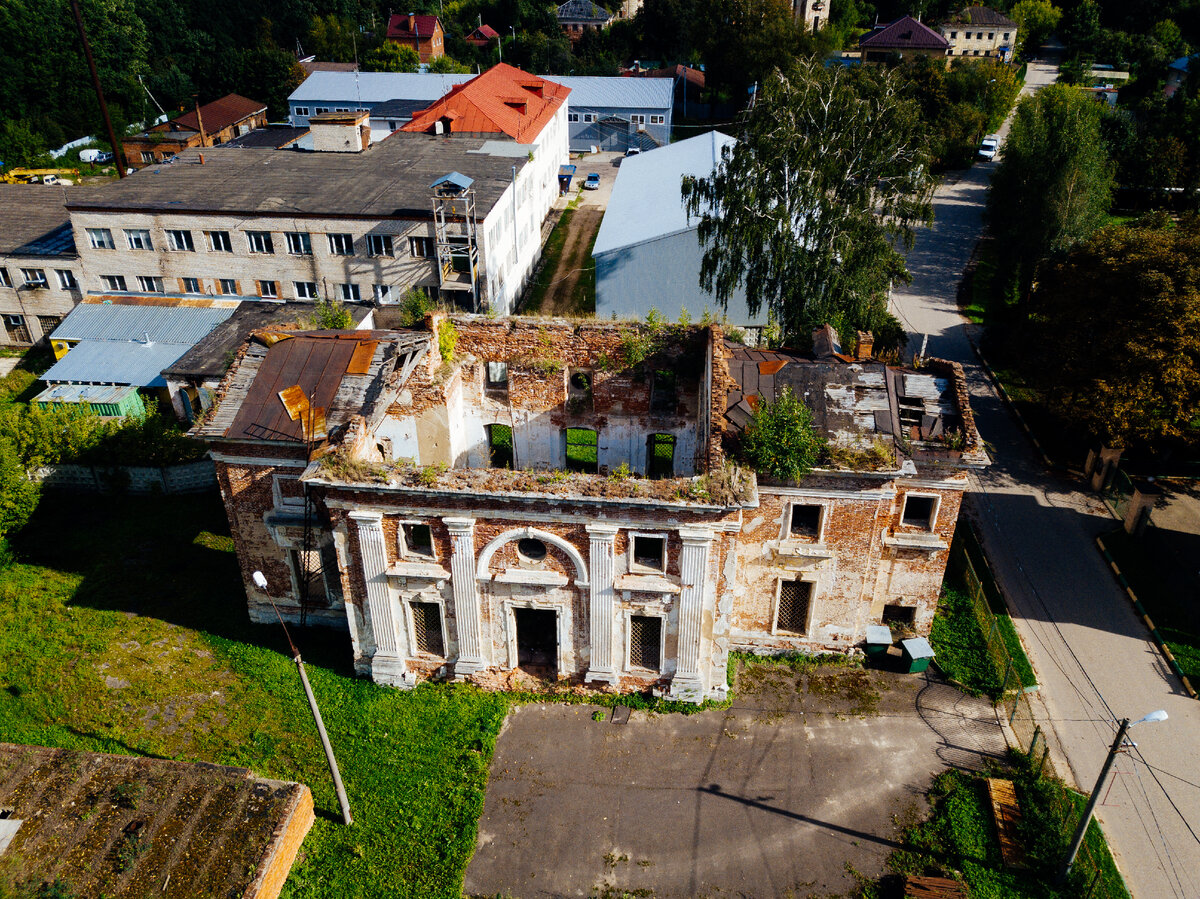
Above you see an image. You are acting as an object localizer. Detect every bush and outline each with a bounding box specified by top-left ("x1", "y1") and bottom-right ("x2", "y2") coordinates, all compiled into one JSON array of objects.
[
  {"x1": 740, "y1": 388, "x2": 825, "y2": 482},
  {"x1": 312, "y1": 297, "x2": 352, "y2": 329}
]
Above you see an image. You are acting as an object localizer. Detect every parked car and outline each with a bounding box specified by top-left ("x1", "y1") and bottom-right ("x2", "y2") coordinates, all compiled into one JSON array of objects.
[
  {"x1": 78, "y1": 149, "x2": 112, "y2": 164},
  {"x1": 624, "y1": 147, "x2": 641, "y2": 157},
  {"x1": 40, "y1": 175, "x2": 60, "y2": 185},
  {"x1": 978, "y1": 137, "x2": 1000, "y2": 160},
  {"x1": 583, "y1": 173, "x2": 601, "y2": 190}
]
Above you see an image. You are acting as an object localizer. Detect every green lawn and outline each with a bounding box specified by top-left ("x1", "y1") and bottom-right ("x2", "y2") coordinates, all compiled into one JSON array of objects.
[{"x1": 0, "y1": 493, "x2": 509, "y2": 898}]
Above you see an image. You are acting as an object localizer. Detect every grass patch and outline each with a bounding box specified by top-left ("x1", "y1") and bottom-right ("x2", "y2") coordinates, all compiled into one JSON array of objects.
[
  {"x1": 929, "y1": 588, "x2": 1009, "y2": 697},
  {"x1": 887, "y1": 751, "x2": 1130, "y2": 899},
  {"x1": 521, "y1": 207, "x2": 575, "y2": 314},
  {"x1": 0, "y1": 493, "x2": 509, "y2": 898}
]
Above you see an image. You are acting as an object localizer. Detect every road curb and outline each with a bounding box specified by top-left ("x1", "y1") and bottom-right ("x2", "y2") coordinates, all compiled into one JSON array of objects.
[
  {"x1": 1095, "y1": 534, "x2": 1198, "y2": 700},
  {"x1": 966, "y1": 339, "x2": 1056, "y2": 470}
]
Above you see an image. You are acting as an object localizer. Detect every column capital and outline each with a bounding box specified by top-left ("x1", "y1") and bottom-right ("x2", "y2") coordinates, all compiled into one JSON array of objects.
[
  {"x1": 677, "y1": 526, "x2": 715, "y2": 546},
  {"x1": 348, "y1": 509, "x2": 384, "y2": 525},
  {"x1": 585, "y1": 522, "x2": 620, "y2": 538},
  {"x1": 443, "y1": 517, "x2": 476, "y2": 535}
]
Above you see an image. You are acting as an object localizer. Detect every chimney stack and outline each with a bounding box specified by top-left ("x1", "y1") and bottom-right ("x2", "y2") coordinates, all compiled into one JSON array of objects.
[
  {"x1": 409, "y1": 11, "x2": 416, "y2": 30},
  {"x1": 855, "y1": 331, "x2": 874, "y2": 360},
  {"x1": 812, "y1": 324, "x2": 841, "y2": 358}
]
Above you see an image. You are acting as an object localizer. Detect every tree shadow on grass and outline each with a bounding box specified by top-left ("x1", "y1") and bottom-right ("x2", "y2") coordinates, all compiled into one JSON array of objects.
[{"x1": 10, "y1": 491, "x2": 355, "y2": 677}]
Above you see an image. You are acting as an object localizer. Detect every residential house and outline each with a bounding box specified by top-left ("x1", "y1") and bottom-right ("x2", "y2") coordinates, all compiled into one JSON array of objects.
[
  {"x1": 1165, "y1": 54, "x2": 1197, "y2": 98},
  {"x1": 594, "y1": 131, "x2": 760, "y2": 327},
  {"x1": 196, "y1": 315, "x2": 986, "y2": 702},
  {"x1": 793, "y1": 0, "x2": 830, "y2": 31},
  {"x1": 553, "y1": 76, "x2": 673, "y2": 151},
  {"x1": 287, "y1": 71, "x2": 473, "y2": 133},
  {"x1": 557, "y1": 0, "x2": 615, "y2": 40},
  {"x1": 66, "y1": 65, "x2": 569, "y2": 316},
  {"x1": 938, "y1": 7, "x2": 1018, "y2": 62},
  {"x1": 859, "y1": 16, "x2": 949, "y2": 64},
  {"x1": 122, "y1": 94, "x2": 269, "y2": 169},
  {"x1": 466, "y1": 24, "x2": 500, "y2": 47},
  {"x1": 0, "y1": 186, "x2": 83, "y2": 346},
  {"x1": 386, "y1": 13, "x2": 446, "y2": 63}
]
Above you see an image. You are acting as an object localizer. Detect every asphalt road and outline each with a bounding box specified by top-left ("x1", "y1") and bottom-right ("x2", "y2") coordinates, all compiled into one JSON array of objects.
[{"x1": 890, "y1": 60, "x2": 1200, "y2": 899}]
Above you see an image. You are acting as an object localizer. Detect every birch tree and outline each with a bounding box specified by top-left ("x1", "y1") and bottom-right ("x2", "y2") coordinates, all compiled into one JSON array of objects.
[{"x1": 681, "y1": 58, "x2": 934, "y2": 347}]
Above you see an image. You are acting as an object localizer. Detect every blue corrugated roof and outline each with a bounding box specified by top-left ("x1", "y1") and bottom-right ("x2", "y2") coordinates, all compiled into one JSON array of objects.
[
  {"x1": 593, "y1": 130, "x2": 736, "y2": 257},
  {"x1": 431, "y1": 171, "x2": 474, "y2": 190},
  {"x1": 41, "y1": 339, "x2": 196, "y2": 388},
  {"x1": 289, "y1": 72, "x2": 472, "y2": 105},
  {"x1": 551, "y1": 76, "x2": 672, "y2": 110},
  {"x1": 50, "y1": 304, "x2": 235, "y2": 344}
]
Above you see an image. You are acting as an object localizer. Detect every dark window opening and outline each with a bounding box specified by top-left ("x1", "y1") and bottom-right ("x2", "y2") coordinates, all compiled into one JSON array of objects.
[
  {"x1": 882, "y1": 604, "x2": 916, "y2": 627},
  {"x1": 632, "y1": 534, "x2": 666, "y2": 572},
  {"x1": 647, "y1": 433, "x2": 675, "y2": 479},
  {"x1": 567, "y1": 368, "x2": 593, "y2": 414},
  {"x1": 650, "y1": 370, "x2": 677, "y2": 414},
  {"x1": 902, "y1": 495, "x2": 936, "y2": 530},
  {"x1": 0, "y1": 807, "x2": 13, "y2": 820},
  {"x1": 514, "y1": 607, "x2": 557, "y2": 674},
  {"x1": 488, "y1": 423, "x2": 514, "y2": 469},
  {"x1": 291, "y1": 547, "x2": 333, "y2": 607},
  {"x1": 789, "y1": 504, "x2": 822, "y2": 538},
  {"x1": 411, "y1": 601, "x2": 445, "y2": 655},
  {"x1": 565, "y1": 428, "x2": 598, "y2": 473},
  {"x1": 403, "y1": 523, "x2": 434, "y2": 559},
  {"x1": 777, "y1": 580, "x2": 812, "y2": 635},
  {"x1": 630, "y1": 615, "x2": 662, "y2": 670},
  {"x1": 486, "y1": 361, "x2": 509, "y2": 390},
  {"x1": 518, "y1": 537, "x2": 547, "y2": 561}
]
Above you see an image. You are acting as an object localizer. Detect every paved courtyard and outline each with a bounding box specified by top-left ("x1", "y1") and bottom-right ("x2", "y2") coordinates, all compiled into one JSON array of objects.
[{"x1": 465, "y1": 663, "x2": 1007, "y2": 899}]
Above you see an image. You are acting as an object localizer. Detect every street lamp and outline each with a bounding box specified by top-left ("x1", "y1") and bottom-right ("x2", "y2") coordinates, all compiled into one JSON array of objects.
[
  {"x1": 253, "y1": 570, "x2": 353, "y2": 825},
  {"x1": 1058, "y1": 710, "x2": 1168, "y2": 882}
]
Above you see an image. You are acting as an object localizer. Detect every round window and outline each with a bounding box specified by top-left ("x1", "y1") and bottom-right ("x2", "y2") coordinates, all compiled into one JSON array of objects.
[{"x1": 517, "y1": 537, "x2": 547, "y2": 561}]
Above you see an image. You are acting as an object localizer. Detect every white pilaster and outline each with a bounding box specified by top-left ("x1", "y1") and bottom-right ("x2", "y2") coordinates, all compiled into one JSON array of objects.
[
  {"x1": 585, "y1": 523, "x2": 620, "y2": 684},
  {"x1": 349, "y1": 510, "x2": 412, "y2": 687},
  {"x1": 445, "y1": 517, "x2": 487, "y2": 676},
  {"x1": 669, "y1": 527, "x2": 715, "y2": 702}
]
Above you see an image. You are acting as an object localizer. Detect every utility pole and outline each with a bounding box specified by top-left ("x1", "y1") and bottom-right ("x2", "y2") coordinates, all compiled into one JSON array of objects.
[
  {"x1": 193, "y1": 95, "x2": 208, "y2": 147},
  {"x1": 1059, "y1": 719, "x2": 1129, "y2": 883},
  {"x1": 70, "y1": 0, "x2": 125, "y2": 177}
]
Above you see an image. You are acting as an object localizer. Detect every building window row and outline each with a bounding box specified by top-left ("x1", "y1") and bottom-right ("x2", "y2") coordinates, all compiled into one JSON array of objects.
[
  {"x1": 91, "y1": 274, "x2": 387, "y2": 302},
  {"x1": 483, "y1": 424, "x2": 676, "y2": 478},
  {"x1": 86, "y1": 226, "x2": 410, "y2": 260},
  {"x1": 0, "y1": 268, "x2": 72, "y2": 292}
]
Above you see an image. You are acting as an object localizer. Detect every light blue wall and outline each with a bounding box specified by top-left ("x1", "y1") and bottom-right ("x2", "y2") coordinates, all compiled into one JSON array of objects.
[{"x1": 566, "y1": 107, "x2": 671, "y2": 151}]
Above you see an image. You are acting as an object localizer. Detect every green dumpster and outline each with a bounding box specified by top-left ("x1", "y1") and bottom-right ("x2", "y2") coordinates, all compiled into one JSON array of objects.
[
  {"x1": 864, "y1": 625, "x2": 892, "y2": 659},
  {"x1": 901, "y1": 637, "x2": 935, "y2": 674}
]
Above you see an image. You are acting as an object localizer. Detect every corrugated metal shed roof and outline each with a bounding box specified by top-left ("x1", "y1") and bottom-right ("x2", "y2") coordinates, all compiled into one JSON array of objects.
[
  {"x1": 41, "y1": 339, "x2": 195, "y2": 387},
  {"x1": 289, "y1": 71, "x2": 472, "y2": 105},
  {"x1": 172, "y1": 94, "x2": 266, "y2": 133},
  {"x1": 551, "y1": 76, "x2": 673, "y2": 110},
  {"x1": 51, "y1": 304, "x2": 235, "y2": 344},
  {"x1": 593, "y1": 130, "x2": 736, "y2": 257},
  {"x1": 34, "y1": 383, "x2": 140, "y2": 405}
]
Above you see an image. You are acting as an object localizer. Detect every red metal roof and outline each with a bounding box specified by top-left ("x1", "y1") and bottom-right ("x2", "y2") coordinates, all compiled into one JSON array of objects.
[
  {"x1": 172, "y1": 94, "x2": 267, "y2": 134},
  {"x1": 402, "y1": 64, "x2": 571, "y2": 142},
  {"x1": 468, "y1": 24, "x2": 500, "y2": 41},
  {"x1": 387, "y1": 13, "x2": 443, "y2": 38},
  {"x1": 859, "y1": 16, "x2": 949, "y2": 50}
]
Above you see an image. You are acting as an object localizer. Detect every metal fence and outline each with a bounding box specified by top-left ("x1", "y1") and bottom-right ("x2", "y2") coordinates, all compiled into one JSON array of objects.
[{"x1": 1103, "y1": 468, "x2": 1138, "y2": 524}]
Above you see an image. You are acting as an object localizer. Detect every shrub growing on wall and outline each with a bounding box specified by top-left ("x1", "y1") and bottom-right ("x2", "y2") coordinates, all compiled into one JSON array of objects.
[{"x1": 740, "y1": 388, "x2": 825, "y2": 482}]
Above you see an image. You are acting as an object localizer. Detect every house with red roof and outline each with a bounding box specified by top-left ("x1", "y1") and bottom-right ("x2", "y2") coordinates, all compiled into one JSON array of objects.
[
  {"x1": 858, "y1": 16, "x2": 950, "y2": 64},
  {"x1": 122, "y1": 94, "x2": 269, "y2": 168},
  {"x1": 387, "y1": 12, "x2": 446, "y2": 63},
  {"x1": 466, "y1": 24, "x2": 500, "y2": 47}
]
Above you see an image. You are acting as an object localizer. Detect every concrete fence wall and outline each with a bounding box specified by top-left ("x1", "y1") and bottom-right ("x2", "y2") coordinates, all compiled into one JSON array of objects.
[{"x1": 32, "y1": 459, "x2": 217, "y2": 494}]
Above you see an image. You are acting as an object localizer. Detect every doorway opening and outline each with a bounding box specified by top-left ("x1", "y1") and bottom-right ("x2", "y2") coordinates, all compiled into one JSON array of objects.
[{"x1": 514, "y1": 607, "x2": 558, "y2": 677}]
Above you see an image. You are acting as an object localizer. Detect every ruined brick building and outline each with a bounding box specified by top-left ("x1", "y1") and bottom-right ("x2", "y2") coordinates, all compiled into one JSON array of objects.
[{"x1": 197, "y1": 317, "x2": 987, "y2": 702}]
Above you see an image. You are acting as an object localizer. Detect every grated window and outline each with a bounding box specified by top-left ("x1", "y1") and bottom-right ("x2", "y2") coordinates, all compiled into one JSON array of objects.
[
  {"x1": 629, "y1": 615, "x2": 662, "y2": 670},
  {"x1": 776, "y1": 580, "x2": 812, "y2": 635},
  {"x1": 411, "y1": 602, "x2": 445, "y2": 655}
]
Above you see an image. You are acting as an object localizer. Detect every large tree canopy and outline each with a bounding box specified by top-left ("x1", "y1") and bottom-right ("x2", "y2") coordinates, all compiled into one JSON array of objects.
[
  {"x1": 681, "y1": 59, "x2": 934, "y2": 346},
  {"x1": 1028, "y1": 215, "x2": 1200, "y2": 449}
]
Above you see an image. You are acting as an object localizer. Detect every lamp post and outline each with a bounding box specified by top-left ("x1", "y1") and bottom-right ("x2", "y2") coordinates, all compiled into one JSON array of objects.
[
  {"x1": 1058, "y1": 709, "x2": 1168, "y2": 883},
  {"x1": 253, "y1": 570, "x2": 353, "y2": 825}
]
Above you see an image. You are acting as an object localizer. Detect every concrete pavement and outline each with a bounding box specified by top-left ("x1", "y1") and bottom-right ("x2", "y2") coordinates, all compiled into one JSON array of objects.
[{"x1": 889, "y1": 59, "x2": 1200, "y2": 899}]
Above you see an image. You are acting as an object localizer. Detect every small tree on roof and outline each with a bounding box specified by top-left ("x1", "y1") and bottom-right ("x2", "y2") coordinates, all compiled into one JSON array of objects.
[{"x1": 740, "y1": 388, "x2": 825, "y2": 482}]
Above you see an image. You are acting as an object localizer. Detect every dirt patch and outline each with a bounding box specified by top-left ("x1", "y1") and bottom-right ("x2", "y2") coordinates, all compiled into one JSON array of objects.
[{"x1": 537, "y1": 207, "x2": 602, "y2": 316}]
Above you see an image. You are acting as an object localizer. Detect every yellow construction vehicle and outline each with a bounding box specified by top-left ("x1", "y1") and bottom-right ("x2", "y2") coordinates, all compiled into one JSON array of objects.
[{"x1": 0, "y1": 168, "x2": 82, "y2": 185}]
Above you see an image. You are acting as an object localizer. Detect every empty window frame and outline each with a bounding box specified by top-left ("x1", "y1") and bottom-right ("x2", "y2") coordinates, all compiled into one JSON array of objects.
[
  {"x1": 487, "y1": 423, "x2": 514, "y2": 469},
  {"x1": 166, "y1": 229, "x2": 194, "y2": 251},
  {"x1": 20, "y1": 268, "x2": 47, "y2": 288},
  {"x1": 901, "y1": 494, "x2": 937, "y2": 530},
  {"x1": 101, "y1": 275, "x2": 127, "y2": 291},
  {"x1": 564, "y1": 427, "x2": 598, "y2": 474},
  {"x1": 182, "y1": 277, "x2": 202, "y2": 294},
  {"x1": 86, "y1": 227, "x2": 114, "y2": 249},
  {"x1": 259, "y1": 280, "x2": 279, "y2": 298},
  {"x1": 789, "y1": 503, "x2": 822, "y2": 539},
  {"x1": 124, "y1": 229, "x2": 152, "y2": 250},
  {"x1": 289, "y1": 548, "x2": 330, "y2": 606},
  {"x1": 286, "y1": 231, "x2": 313, "y2": 255},
  {"x1": 410, "y1": 601, "x2": 445, "y2": 655},
  {"x1": 409, "y1": 235, "x2": 434, "y2": 258},
  {"x1": 650, "y1": 369, "x2": 677, "y2": 414},
  {"x1": 628, "y1": 614, "x2": 663, "y2": 670},
  {"x1": 567, "y1": 368, "x2": 592, "y2": 411},
  {"x1": 630, "y1": 533, "x2": 667, "y2": 573},
  {"x1": 339, "y1": 282, "x2": 360, "y2": 301},
  {"x1": 646, "y1": 433, "x2": 675, "y2": 479},
  {"x1": 55, "y1": 269, "x2": 77, "y2": 290},
  {"x1": 401, "y1": 523, "x2": 435, "y2": 559},
  {"x1": 485, "y1": 361, "x2": 509, "y2": 390},
  {"x1": 206, "y1": 230, "x2": 233, "y2": 252},
  {"x1": 367, "y1": 234, "x2": 394, "y2": 257},
  {"x1": 328, "y1": 233, "x2": 354, "y2": 256},
  {"x1": 247, "y1": 231, "x2": 274, "y2": 254},
  {"x1": 137, "y1": 275, "x2": 164, "y2": 293},
  {"x1": 775, "y1": 579, "x2": 813, "y2": 635},
  {"x1": 882, "y1": 603, "x2": 916, "y2": 626}
]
